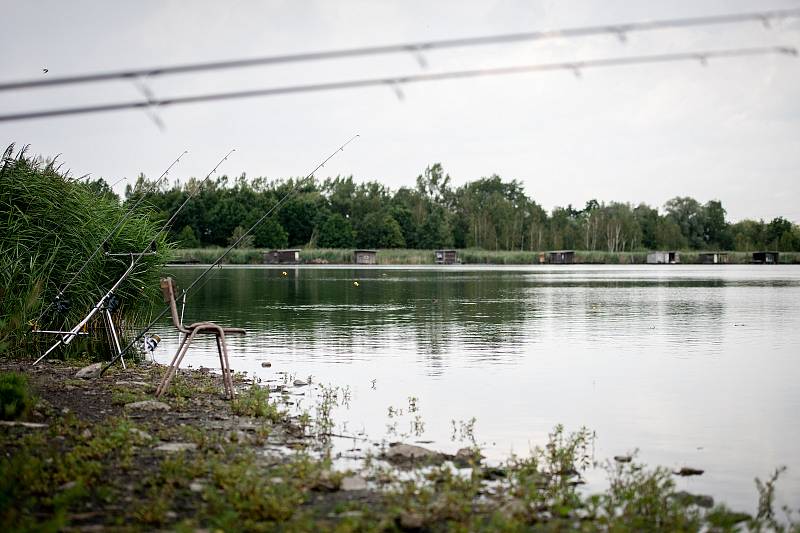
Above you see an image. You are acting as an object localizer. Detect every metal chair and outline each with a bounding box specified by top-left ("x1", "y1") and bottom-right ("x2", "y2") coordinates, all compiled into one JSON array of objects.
[{"x1": 155, "y1": 277, "x2": 246, "y2": 399}]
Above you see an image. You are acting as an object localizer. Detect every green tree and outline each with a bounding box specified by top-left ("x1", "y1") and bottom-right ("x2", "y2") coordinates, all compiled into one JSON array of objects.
[
  {"x1": 228, "y1": 226, "x2": 254, "y2": 249},
  {"x1": 356, "y1": 212, "x2": 405, "y2": 248},
  {"x1": 251, "y1": 218, "x2": 288, "y2": 249},
  {"x1": 176, "y1": 225, "x2": 200, "y2": 248},
  {"x1": 317, "y1": 213, "x2": 355, "y2": 248}
]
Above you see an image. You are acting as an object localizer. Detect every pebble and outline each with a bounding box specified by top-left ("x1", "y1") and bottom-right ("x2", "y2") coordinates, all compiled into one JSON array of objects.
[
  {"x1": 261, "y1": 362, "x2": 272, "y2": 368},
  {"x1": 155, "y1": 442, "x2": 197, "y2": 452},
  {"x1": 75, "y1": 362, "x2": 102, "y2": 379},
  {"x1": 340, "y1": 475, "x2": 368, "y2": 491},
  {"x1": 674, "y1": 467, "x2": 704, "y2": 476},
  {"x1": 614, "y1": 455, "x2": 633, "y2": 463},
  {"x1": 124, "y1": 400, "x2": 171, "y2": 412},
  {"x1": 293, "y1": 379, "x2": 309, "y2": 387}
]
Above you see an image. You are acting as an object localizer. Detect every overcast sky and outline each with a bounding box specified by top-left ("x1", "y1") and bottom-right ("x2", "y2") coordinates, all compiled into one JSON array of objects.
[{"x1": 2, "y1": 0, "x2": 799, "y2": 222}]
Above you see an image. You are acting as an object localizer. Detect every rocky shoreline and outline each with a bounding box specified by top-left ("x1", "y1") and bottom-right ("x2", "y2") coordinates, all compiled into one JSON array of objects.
[{"x1": 0, "y1": 358, "x2": 790, "y2": 531}]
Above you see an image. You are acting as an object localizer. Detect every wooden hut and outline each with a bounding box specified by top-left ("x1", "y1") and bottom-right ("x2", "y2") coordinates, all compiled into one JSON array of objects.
[
  {"x1": 434, "y1": 249, "x2": 458, "y2": 265},
  {"x1": 647, "y1": 251, "x2": 680, "y2": 264},
  {"x1": 752, "y1": 251, "x2": 779, "y2": 264},
  {"x1": 698, "y1": 252, "x2": 728, "y2": 264},
  {"x1": 354, "y1": 249, "x2": 377, "y2": 265},
  {"x1": 546, "y1": 250, "x2": 575, "y2": 264},
  {"x1": 263, "y1": 249, "x2": 300, "y2": 264}
]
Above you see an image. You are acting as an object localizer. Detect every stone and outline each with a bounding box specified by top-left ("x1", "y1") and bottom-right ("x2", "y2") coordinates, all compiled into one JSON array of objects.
[
  {"x1": 293, "y1": 379, "x2": 309, "y2": 387},
  {"x1": 340, "y1": 475, "x2": 368, "y2": 491},
  {"x1": 261, "y1": 362, "x2": 272, "y2": 368},
  {"x1": 383, "y1": 443, "x2": 446, "y2": 466},
  {"x1": 398, "y1": 511, "x2": 424, "y2": 530},
  {"x1": 59, "y1": 481, "x2": 78, "y2": 491},
  {"x1": 453, "y1": 447, "x2": 483, "y2": 467},
  {"x1": 0, "y1": 421, "x2": 47, "y2": 429},
  {"x1": 115, "y1": 380, "x2": 150, "y2": 388},
  {"x1": 674, "y1": 467, "x2": 704, "y2": 476},
  {"x1": 130, "y1": 428, "x2": 152, "y2": 441},
  {"x1": 81, "y1": 428, "x2": 92, "y2": 439},
  {"x1": 155, "y1": 442, "x2": 197, "y2": 452},
  {"x1": 189, "y1": 481, "x2": 205, "y2": 493},
  {"x1": 614, "y1": 455, "x2": 633, "y2": 463},
  {"x1": 75, "y1": 362, "x2": 102, "y2": 379},
  {"x1": 672, "y1": 490, "x2": 714, "y2": 508},
  {"x1": 124, "y1": 400, "x2": 171, "y2": 412}
]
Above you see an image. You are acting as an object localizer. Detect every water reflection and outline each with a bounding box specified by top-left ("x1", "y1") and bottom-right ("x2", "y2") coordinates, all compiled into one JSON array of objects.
[{"x1": 159, "y1": 265, "x2": 800, "y2": 512}]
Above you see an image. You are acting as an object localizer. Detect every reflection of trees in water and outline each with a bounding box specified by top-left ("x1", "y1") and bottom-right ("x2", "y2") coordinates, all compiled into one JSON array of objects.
[{"x1": 170, "y1": 268, "x2": 534, "y2": 370}]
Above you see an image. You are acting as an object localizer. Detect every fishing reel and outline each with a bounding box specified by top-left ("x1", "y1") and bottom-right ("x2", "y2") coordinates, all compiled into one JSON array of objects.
[
  {"x1": 104, "y1": 293, "x2": 121, "y2": 312},
  {"x1": 54, "y1": 294, "x2": 71, "y2": 314}
]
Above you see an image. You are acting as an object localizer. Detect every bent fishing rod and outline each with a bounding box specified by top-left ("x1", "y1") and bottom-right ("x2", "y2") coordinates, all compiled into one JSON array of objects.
[
  {"x1": 32, "y1": 149, "x2": 235, "y2": 365},
  {"x1": 99, "y1": 134, "x2": 359, "y2": 375},
  {"x1": 32, "y1": 150, "x2": 189, "y2": 328}
]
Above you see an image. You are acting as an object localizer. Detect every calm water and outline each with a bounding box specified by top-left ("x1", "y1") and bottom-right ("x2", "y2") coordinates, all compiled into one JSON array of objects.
[{"x1": 160, "y1": 265, "x2": 800, "y2": 512}]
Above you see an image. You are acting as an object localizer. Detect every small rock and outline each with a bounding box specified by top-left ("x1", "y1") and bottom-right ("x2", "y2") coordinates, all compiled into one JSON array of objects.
[
  {"x1": 480, "y1": 466, "x2": 508, "y2": 481},
  {"x1": 75, "y1": 362, "x2": 102, "y2": 379},
  {"x1": 674, "y1": 467, "x2": 704, "y2": 477},
  {"x1": 313, "y1": 470, "x2": 340, "y2": 492},
  {"x1": 165, "y1": 510, "x2": 178, "y2": 520},
  {"x1": 130, "y1": 428, "x2": 152, "y2": 441},
  {"x1": 81, "y1": 428, "x2": 92, "y2": 440},
  {"x1": 338, "y1": 510, "x2": 363, "y2": 519},
  {"x1": 261, "y1": 362, "x2": 272, "y2": 368},
  {"x1": 500, "y1": 499, "x2": 527, "y2": 517},
  {"x1": 115, "y1": 380, "x2": 150, "y2": 387},
  {"x1": 293, "y1": 379, "x2": 309, "y2": 387},
  {"x1": 672, "y1": 491, "x2": 714, "y2": 508},
  {"x1": 155, "y1": 442, "x2": 197, "y2": 452},
  {"x1": 340, "y1": 475, "x2": 368, "y2": 491},
  {"x1": 189, "y1": 481, "x2": 205, "y2": 493},
  {"x1": 124, "y1": 400, "x2": 170, "y2": 412},
  {"x1": 614, "y1": 455, "x2": 633, "y2": 463},
  {"x1": 453, "y1": 447, "x2": 483, "y2": 467},
  {"x1": 398, "y1": 511, "x2": 424, "y2": 530},
  {"x1": 383, "y1": 443, "x2": 446, "y2": 466},
  {"x1": 59, "y1": 481, "x2": 78, "y2": 491}
]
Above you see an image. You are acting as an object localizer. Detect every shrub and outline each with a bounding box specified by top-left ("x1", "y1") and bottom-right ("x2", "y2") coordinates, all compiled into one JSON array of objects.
[{"x1": 0, "y1": 372, "x2": 33, "y2": 420}]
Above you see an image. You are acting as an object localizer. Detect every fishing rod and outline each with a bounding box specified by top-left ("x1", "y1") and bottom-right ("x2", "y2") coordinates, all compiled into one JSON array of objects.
[
  {"x1": 32, "y1": 150, "x2": 189, "y2": 329},
  {"x1": 99, "y1": 134, "x2": 359, "y2": 375},
  {"x1": 2, "y1": 7, "x2": 798, "y2": 92},
  {"x1": 32, "y1": 149, "x2": 235, "y2": 365}
]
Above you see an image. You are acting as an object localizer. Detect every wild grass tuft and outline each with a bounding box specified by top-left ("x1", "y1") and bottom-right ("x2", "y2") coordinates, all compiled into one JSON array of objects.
[{"x1": 0, "y1": 372, "x2": 34, "y2": 420}]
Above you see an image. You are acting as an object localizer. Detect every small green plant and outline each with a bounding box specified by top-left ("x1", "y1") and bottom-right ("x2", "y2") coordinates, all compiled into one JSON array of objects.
[
  {"x1": 232, "y1": 384, "x2": 282, "y2": 422},
  {"x1": 0, "y1": 372, "x2": 33, "y2": 420}
]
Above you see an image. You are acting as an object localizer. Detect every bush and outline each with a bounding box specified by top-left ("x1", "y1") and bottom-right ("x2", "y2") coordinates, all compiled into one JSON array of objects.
[{"x1": 0, "y1": 372, "x2": 33, "y2": 420}]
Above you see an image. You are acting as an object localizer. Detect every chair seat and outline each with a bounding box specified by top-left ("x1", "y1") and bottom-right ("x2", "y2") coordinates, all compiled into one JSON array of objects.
[{"x1": 185, "y1": 321, "x2": 246, "y2": 335}]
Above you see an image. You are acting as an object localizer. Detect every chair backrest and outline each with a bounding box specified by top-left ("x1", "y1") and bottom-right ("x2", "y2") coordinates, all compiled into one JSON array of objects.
[{"x1": 160, "y1": 277, "x2": 185, "y2": 332}]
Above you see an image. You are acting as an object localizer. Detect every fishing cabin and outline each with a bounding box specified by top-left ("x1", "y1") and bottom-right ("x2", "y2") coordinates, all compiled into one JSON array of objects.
[
  {"x1": 354, "y1": 249, "x2": 377, "y2": 265},
  {"x1": 647, "y1": 251, "x2": 680, "y2": 264},
  {"x1": 752, "y1": 251, "x2": 779, "y2": 264},
  {"x1": 698, "y1": 252, "x2": 728, "y2": 264},
  {"x1": 263, "y1": 249, "x2": 301, "y2": 264},
  {"x1": 435, "y1": 249, "x2": 458, "y2": 264},
  {"x1": 546, "y1": 250, "x2": 575, "y2": 264}
]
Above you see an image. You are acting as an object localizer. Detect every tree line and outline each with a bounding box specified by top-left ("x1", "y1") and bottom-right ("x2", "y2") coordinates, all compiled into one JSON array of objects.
[{"x1": 116, "y1": 163, "x2": 800, "y2": 252}]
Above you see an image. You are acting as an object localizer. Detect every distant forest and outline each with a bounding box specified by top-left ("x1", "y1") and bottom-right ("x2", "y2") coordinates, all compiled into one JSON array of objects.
[{"x1": 98, "y1": 163, "x2": 799, "y2": 252}]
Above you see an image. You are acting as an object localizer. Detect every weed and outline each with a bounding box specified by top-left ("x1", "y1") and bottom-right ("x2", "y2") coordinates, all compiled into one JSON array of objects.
[{"x1": 0, "y1": 372, "x2": 34, "y2": 420}]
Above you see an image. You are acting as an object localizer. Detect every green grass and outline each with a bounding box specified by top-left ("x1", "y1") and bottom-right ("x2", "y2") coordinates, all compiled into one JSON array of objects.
[{"x1": 0, "y1": 372, "x2": 34, "y2": 420}]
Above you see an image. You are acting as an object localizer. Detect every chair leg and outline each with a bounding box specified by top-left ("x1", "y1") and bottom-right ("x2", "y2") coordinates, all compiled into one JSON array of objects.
[
  {"x1": 156, "y1": 330, "x2": 197, "y2": 397},
  {"x1": 215, "y1": 334, "x2": 232, "y2": 399},
  {"x1": 217, "y1": 331, "x2": 235, "y2": 400}
]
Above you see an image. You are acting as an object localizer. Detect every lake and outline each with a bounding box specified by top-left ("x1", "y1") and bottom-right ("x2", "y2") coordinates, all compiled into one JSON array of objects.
[{"x1": 160, "y1": 264, "x2": 800, "y2": 512}]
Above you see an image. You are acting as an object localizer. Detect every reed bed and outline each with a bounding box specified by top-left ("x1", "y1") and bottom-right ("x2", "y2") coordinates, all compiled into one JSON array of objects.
[{"x1": 0, "y1": 145, "x2": 169, "y2": 358}]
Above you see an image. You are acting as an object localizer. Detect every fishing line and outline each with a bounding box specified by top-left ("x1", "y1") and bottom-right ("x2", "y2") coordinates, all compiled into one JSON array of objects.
[
  {"x1": 32, "y1": 150, "x2": 189, "y2": 327},
  {"x1": 99, "y1": 134, "x2": 359, "y2": 375},
  {"x1": 1, "y1": 46, "x2": 796, "y2": 123},
  {"x1": 1, "y1": 7, "x2": 798, "y2": 92}
]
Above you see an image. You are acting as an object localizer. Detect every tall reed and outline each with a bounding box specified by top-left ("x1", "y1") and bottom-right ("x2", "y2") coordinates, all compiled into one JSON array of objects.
[{"x1": 0, "y1": 145, "x2": 170, "y2": 358}]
